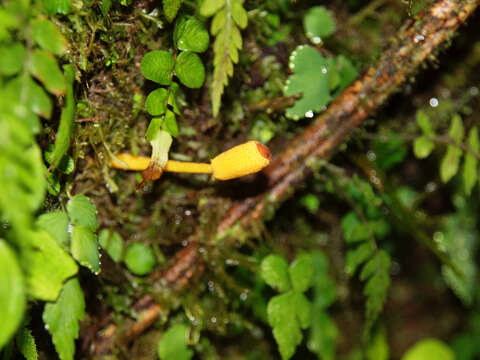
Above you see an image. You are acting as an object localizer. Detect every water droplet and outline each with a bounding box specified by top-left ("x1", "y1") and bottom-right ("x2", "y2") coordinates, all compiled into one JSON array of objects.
[
  {"x1": 321, "y1": 67, "x2": 328, "y2": 74},
  {"x1": 185, "y1": 209, "x2": 192, "y2": 216},
  {"x1": 425, "y1": 182, "x2": 437, "y2": 192},
  {"x1": 429, "y1": 97, "x2": 439, "y2": 107},
  {"x1": 240, "y1": 292, "x2": 248, "y2": 301},
  {"x1": 211, "y1": 317, "x2": 217, "y2": 323},
  {"x1": 305, "y1": 110, "x2": 314, "y2": 118},
  {"x1": 470, "y1": 86, "x2": 479, "y2": 96},
  {"x1": 414, "y1": 34, "x2": 425, "y2": 43},
  {"x1": 367, "y1": 151, "x2": 376, "y2": 161},
  {"x1": 67, "y1": 223, "x2": 73, "y2": 234},
  {"x1": 312, "y1": 36, "x2": 322, "y2": 44}
]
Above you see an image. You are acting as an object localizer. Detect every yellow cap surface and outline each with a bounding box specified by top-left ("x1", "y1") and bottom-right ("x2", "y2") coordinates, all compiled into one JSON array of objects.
[{"x1": 211, "y1": 141, "x2": 271, "y2": 180}]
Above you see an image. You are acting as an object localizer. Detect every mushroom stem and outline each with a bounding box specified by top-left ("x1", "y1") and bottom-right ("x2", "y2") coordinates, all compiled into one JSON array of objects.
[
  {"x1": 110, "y1": 141, "x2": 271, "y2": 180},
  {"x1": 111, "y1": 154, "x2": 212, "y2": 174}
]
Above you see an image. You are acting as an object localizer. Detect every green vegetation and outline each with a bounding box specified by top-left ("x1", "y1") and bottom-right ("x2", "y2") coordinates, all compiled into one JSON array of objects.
[{"x1": 1, "y1": 0, "x2": 480, "y2": 359}]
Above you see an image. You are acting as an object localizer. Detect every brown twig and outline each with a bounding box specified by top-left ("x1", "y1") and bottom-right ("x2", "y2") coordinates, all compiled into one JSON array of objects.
[{"x1": 92, "y1": 0, "x2": 479, "y2": 353}]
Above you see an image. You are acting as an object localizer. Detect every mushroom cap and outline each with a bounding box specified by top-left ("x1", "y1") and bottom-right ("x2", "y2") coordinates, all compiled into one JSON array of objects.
[{"x1": 211, "y1": 141, "x2": 271, "y2": 180}]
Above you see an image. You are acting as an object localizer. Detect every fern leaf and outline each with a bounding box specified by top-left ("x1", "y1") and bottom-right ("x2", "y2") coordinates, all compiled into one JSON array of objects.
[
  {"x1": 201, "y1": 0, "x2": 247, "y2": 116},
  {"x1": 360, "y1": 250, "x2": 391, "y2": 335}
]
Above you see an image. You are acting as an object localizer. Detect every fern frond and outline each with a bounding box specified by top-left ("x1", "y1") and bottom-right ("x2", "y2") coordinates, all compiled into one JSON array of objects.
[{"x1": 201, "y1": 0, "x2": 247, "y2": 116}]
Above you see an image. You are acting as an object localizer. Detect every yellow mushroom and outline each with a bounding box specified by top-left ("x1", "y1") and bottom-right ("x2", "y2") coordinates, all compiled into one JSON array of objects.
[{"x1": 110, "y1": 141, "x2": 271, "y2": 180}]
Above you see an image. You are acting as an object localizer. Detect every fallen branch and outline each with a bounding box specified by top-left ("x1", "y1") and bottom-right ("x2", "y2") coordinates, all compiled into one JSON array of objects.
[{"x1": 92, "y1": 0, "x2": 479, "y2": 354}]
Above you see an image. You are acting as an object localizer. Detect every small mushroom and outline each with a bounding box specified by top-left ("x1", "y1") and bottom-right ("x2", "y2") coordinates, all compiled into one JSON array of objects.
[{"x1": 110, "y1": 141, "x2": 271, "y2": 180}]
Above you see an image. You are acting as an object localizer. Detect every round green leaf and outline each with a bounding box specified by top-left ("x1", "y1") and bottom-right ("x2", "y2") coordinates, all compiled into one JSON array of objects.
[
  {"x1": 174, "y1": 51, "x2": 205, "y2": 89},
  {"x1": 402, "y1": 338, "x2": 454, "y2": 360},
  {"x1": 99, "y1": 229, "x2": 124, "y2": 263},
  {"x1": 174, "y1": 17, "x2": 209, "y2": 53},
  {"x1": 141, "y1": 50, "x2": 175, "y2": 85},
  {"x1": 261, "y1": 254, "x2": 291, "y2": 292},
  {"x1": 413, "y1": 136, "x2": 434, "y2": 159},
  {"x1": 0, "y1": 240, "x2": 25, "y2": 349},
  {"x1": 145, "y1": 88, "x2": 168, "y2": 116},
  {"x1": 163, "y1": 110, "x2": 178, "y2": 137},
  {"x1": 158, "y1": 324, "x2": 193, "y2": 360},
  {"x1": 303, "y1": 6, "x2": 335, "y2": 44},
  {"x1": 67, "y1": 194, "x2": 99, "y2": 232},
  {"x1": 289, "y1": 254, "x2": 314, "y2": 293},
  {"x1": 124, "y1": 243, "x2": 155, "y2": 276}
]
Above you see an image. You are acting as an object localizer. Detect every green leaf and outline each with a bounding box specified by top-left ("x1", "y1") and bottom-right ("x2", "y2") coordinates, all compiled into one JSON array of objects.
[
  {"x1": 0, "y1": 42, "x2": 26, "y2": 75},
  {"x1": 0, "y1": 240, "x2": 25, "y2": 350},
  {"x1": 294, "y1": 291, "x2": 312, "y2": 329},
  {"x1": 267, "y1": 292, "x2": 302, "y2": 360},
  {"x1": 99, "y1": 229, "x2": 123, "y2": 262},
  {"x1": 163, "y1": 109, "x2": 178, "y2": 137},
  {"x1": 438, "y1": 208, "x2": 477, "y2": 306},
  {"x1": 440, "y1": 114, "x2": 464, "y2": 183},
  {"x1": 311, "y1": 251, "x2": 337, "y2": 309},
  {"x1": 303, "y1": 6, "x2": 335, "y2": 44},
  {"x1": 145, "y1": 117, "x2": 163, "y2": 142},
  {"x1": 124, "y1": 243, "x2": 156, "y2": 276},
  {"x1": 207, "y1": 0, "x2": 242, "y2": 116},
  {"x1": 145, "y1": 88, "x2": 168, "y2": 116},
  {"x1": 366, "y1": 327, "x2": 389, "y2": 360},
  {"x1": 15, "y1": 325, "x2": 38, "y2": 360},
  {"x1": 29, "y1": 50, "x2": 66, "y2": 96},
  {"x1": 463, "y1": 127, "x2": 479, "y2": 195},
  {"x1": 373, "y1": 137, "x2": 407, "y2": 171},
  {"x1": 401, "y1": 339, "x2": 454, "y2": 360},
  {"x1": 413, "y1": 136, "x2": 434, "y2": 159},
  {"x1": 200, "y1": 0, "x2": 225, "y2": 17},
  {"x1": 43, "y1": 278, "x2": 85, "y2": 360},
  {"x1": 0, "y1": 119, "x2": 45, "y2": 228},
  {"x1": 284, "y1": 45, "x2": 331, "y2": 120},
  {"x1": 31, "y1": 18, "x2": 67, "y2": 56},
  {"x1": 50, "y1": 65, "x2": 75, "y2": 168},
  {"x1": 174, "y1": 51, "x2": 205, "y2": 89},
  {"x1": 36, "y1": 211, "x2": 69, "y2": 245},
  {"x1": 100, "y1": 0, "x2": 112, "y2": 15},
  {"x1": 23, "y1": 230, "x2": 78, "y2": 301},
  {"x1": 231, "y1": 0, "x2": 248, "y2": 29},
  {"x1": 341, "y1": 212, "x2": 372, "y2": 243},
  {"x1": 46, "y1": 171, "x2": 60, "y2": 196},
  {"x1": 163, "y1": 0, "x2": 183, "y2": 22},
  {"x1": 43, "y1": 0, "x2": 72, "y2": 14},
  {"x1": 158, "y1": 324, "x2": 193, "y2": 360},
  {"x1": 174, "y1": 17, "x2": 209, "y2": 53},
  {"x1": 71, "y1": 226, "x2": 100, "y2": 274},
  {"x1": 416, "y1": 110, "x2": 435, "y2": 137},
  {"x1": 299, "y1": 193, "x2": 320, "y2": 213},
  {"x1": 141, "y1": 50, "x2": 174, "y2": 85},
  {"x1": 345, "y1": 241, "x2": 376, "y2": 276},
  {"x1": 289, "y1": 253, "x2": 314, "y2": 293},
  {"x1": 45, "y1": 146, "x2": 75, "y2": 174},
  {"x1": 261, "y1": 254, "x2": 291, "y2": 293},
  {"x1": 5, "y1": 75, "x2": 52, "y2": 118},
  {"x1": 67, "y1": 194, "x2": 99, "y2": 232},
  {"x1": 360, "y1": 250, "x2": 391, "y2": 333},
  {"x1": 307, "y1": 311, "x2": 338, "y2": 360},
  {"x1": 330, "y1": 55, "x2": 357, "y2": 96}
]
